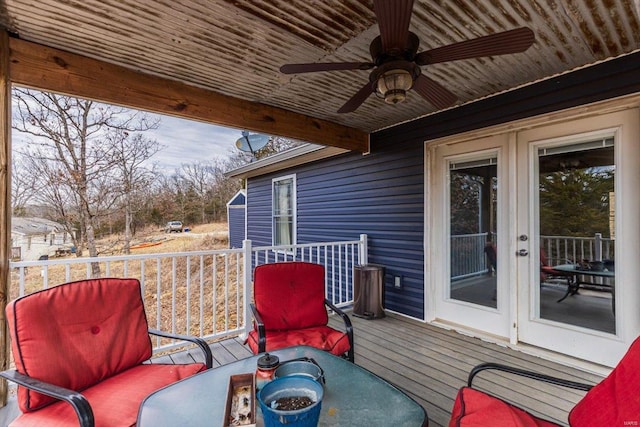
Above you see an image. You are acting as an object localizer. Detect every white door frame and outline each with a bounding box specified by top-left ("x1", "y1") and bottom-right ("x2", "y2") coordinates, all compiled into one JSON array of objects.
[
  {"x1": 424, "y1": 107, "x2": 640, "y2": 367},
  {"x1": 426, "y1": 134, "x2": 515, "y2": 340},
  {"x1": 516, "y1": 110, "x2": 640, "y2": 367}
]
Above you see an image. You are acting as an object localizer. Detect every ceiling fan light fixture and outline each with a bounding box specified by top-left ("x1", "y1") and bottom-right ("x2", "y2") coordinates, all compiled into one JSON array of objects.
[{"x1": 376, "y1": 68, "x2": 413, "y2": 104}]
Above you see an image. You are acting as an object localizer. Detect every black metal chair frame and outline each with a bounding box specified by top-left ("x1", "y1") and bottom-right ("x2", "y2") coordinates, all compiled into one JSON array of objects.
[
  {"x1": 467, "y1": 362, "x2": 594, "y2": 409},
  {"x1": 0, "y1": 329, "x2": 213, "y2": 427},
  {"x1": 250, "y1": 299, "x2": 355, "y2": 362},
  {"x1": 540, "y1": 254, "x2": 580, "y2": 302}
]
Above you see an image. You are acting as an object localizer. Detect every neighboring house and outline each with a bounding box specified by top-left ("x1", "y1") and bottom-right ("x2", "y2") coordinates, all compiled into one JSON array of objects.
[
  {"x1": 11, "y1": 217, "x2": 75, "y2": 261},
  {"x1": 228, "y1": 51, "x2": 640, "y2": 370},
  {"x1": 227, "y1": 190, "x2": 246, "y2": 249}
]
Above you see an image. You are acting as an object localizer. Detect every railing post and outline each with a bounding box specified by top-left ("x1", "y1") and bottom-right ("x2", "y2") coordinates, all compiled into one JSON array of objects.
[
  {"x1": 241, "y1": 239, "x2": 253, "y2": 339},
  {"x1": 359, "y1": 234, "x2": 368, "y2": 265},
  {"x1": 594, "y1": 233, "x2": 602, "y2": 261}
]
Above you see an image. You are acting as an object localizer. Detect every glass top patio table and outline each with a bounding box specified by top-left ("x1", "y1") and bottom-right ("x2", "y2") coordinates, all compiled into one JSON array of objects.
[
  {"x1": 552, "y1": 264, "x2": 615, "y2": 278},
  {"x1": 137, "y1": 345, "x2": 428, "y2": 427},
  {"x1": 551, "y1": 263, "x2": 615, "y2": 307}
]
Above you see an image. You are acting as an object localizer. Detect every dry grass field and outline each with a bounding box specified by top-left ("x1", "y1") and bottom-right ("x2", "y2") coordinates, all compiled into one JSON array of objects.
[{"x1": 10, "y1": 222, "x2": 243, "y2": 339}]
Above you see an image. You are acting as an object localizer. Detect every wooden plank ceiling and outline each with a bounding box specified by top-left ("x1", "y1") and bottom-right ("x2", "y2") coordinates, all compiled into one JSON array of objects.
[{"x1": 0, "y1": 0, "x2": 639, "y2": 148}]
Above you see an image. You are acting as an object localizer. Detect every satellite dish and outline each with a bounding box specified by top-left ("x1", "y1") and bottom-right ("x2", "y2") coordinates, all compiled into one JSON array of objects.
[{"x1": 235, "y1": 131, "x2": 270, "y2": 155}]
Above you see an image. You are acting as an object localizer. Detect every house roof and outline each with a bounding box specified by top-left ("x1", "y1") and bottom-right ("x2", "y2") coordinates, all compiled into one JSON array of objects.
[
  {"x1": 11, "y1": 217, "x2": 66, "y2": 236},
  {"x1": 1, "y1": 1, "x2": 639, "y2": 150},
  {"x1": 226, "y1": 189, "x2": 246, "y2": 207},
  {"x1": 226, "y1": 143, "x2": 348, "y2": 179}
]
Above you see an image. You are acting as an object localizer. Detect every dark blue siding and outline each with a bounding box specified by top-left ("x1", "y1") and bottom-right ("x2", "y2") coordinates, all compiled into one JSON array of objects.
[
  {"x1": 247, "y1": 179, "x2": 272, "y2": 246},
  {"x1": 247, "y1": 140, "x2": 425, "y2": 320},
  {"x1": 227, "y1": 191, "x2": 247, "y2": 248},
  {"x1": 244, "y1": 52, "x2": 640, "y2": 322},
  {"x1": 228, "y1": 207, "x2": 246, "y2": 249},
  {"x1": 228, "y1": 192, "x2": 246, "y2": 206}
]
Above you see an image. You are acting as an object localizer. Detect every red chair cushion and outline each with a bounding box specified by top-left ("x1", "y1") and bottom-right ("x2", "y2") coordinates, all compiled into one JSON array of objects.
[
  {"x1": 569, "y1": 336, "x2": 640, "y2": 426},
  {"x1": 253, "y1": 262, "x2": 328, "y2": 330},
  {"x1": 539, "y1": 248, "x2": 550, "y2": 267},
  {"x1": 247, "y1": 325, "x2": 351, "y2": 357},
  {"x1": 540, "y1": 266, "x2": 573, "y2": 276},
  {"x1": 6, "y1": 278, "x2": 153, "y2": 412},
  {"x1": 9, "y1": 363, "x2": 205, "y2": 427},
  {"x1": 449, "y1": 387, "x2": 561, "y2": 427}
]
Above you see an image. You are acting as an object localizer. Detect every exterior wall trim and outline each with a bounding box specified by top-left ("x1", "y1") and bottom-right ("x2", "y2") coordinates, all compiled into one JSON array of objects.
[
  {"x1": 227, "y1": 144, "x2": 350, "y2": 179},
  {"x1": 271, "y1": 173, "x2": 297, "y2": 247},
  {"x1": 424, "y1": 93, "x2": 640, "y2": 148}
]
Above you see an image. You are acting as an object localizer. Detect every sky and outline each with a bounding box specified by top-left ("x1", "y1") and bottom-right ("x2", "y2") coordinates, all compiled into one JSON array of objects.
[
  {"x1": 144, "y1": 114, "x2": 244, "y2": 172},
  {"x1": 12, "y1": 99, "x2": 249, "y2": 174}
]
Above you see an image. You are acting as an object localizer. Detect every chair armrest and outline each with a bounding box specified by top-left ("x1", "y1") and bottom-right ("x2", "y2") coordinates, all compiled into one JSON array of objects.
[
  {"x1": 324, "y1": 299, "x2": 355, "y2": 362},
  {"x1": 468, "y1": 362, "x2": 593, "y2": 391},
  {"x1": 249, "y1": 303, "x2": 267, "y2": 353},
  {"x1": 544, "y1": 258, "x2": 574, "y2": 267},
  {"x1": 324, "y1": 299, "x2": 353, "y2": 333},
  {"x1": 148, "y1": 329, "x2": 213, "y2": 369},
  {"x1": 0, "y1": 369, "x2": 94, "y2": 427}
]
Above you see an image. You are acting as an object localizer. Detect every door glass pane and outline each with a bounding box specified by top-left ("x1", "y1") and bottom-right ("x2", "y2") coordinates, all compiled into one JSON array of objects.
[
  {"x1": 537, "y1": 137, "x2": 615, "y2": 333},
  {"x1": 448, "y1": 157, "x2": 498, "y2": 308}
]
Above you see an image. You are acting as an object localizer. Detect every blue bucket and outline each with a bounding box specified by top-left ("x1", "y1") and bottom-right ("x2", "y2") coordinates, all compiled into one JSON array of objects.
[{"x1": 258, "y1": 376, "x2": 324, "y2": 427}]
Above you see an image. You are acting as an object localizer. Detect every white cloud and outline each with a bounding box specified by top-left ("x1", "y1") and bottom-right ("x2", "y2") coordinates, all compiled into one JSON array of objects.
[
  {"x1": 12, "y1": 107, "x2": 247, "y2": 174},
  {"x1": 146, "y1": 115, "x2": 243, "y2": 172}
]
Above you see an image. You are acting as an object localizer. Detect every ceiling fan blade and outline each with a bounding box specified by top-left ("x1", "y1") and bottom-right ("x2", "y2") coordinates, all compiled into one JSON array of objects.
[
  {"x1": 280, "y1": 62, "x2": 374, "y2": 74},
  {"x1": 412, "y1": 74, "x2": 457, "y2": 109},
  {"x1": 415, "y1": 27, "x2": 535, "y2": 65},
  {"x1": 338, "y1": 82, "x2": 374, "y2": 113},
  {"x1": 374, "y1": 0, "x2": 415, "y2": 53}
]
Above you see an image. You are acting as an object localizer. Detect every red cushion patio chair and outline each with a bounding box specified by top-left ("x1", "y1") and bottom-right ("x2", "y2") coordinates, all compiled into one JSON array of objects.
[
  {"x1": 449, "y1": 336, "x2": 640, "y2": 427},
  {"x1": 0, "y1": 277, "x2": 213, "y2": 427},
  {"x1": 540, "y1": 248, "x2": 577, "y2": 294},
  {"x1": 247, "y1": 261, "x2": 354, "y2": 362}
]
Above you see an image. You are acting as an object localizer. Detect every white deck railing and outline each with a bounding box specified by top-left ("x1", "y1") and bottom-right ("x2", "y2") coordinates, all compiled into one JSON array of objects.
[
  {"x1": 540, "y1": 233, "x2": 614, "y2": 263},
  {"x1": 9, "y1": 236, "x2": 367, "y2": 354},
  {"x1": 450, "y1": 233, "x2": 491, "y2": 280},
  {"x1": 450, "y1": 232, "x2": 613, "y2": 280}
]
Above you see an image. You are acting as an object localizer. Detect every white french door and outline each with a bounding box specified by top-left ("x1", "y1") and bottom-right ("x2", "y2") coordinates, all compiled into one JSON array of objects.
[
  {"x1": 430, "y1": 134, "x2": 513, "y2": 338},
  {"x1": 516, "y1": 111, "x2": 640, "y2": 367},
  {"x1": 428, "y1": 109, "x2": 640, "y2": 367}
]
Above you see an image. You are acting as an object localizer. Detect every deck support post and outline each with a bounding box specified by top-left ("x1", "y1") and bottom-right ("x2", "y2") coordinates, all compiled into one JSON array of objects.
[{"x1": 0, "y1": 30, "x2": 11, "y2": 407}]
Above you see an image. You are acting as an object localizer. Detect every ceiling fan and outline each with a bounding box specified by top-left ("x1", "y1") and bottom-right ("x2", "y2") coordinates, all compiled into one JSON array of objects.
[{"x1": 280, "y1": 0, "x2": 535, "y2": 113}]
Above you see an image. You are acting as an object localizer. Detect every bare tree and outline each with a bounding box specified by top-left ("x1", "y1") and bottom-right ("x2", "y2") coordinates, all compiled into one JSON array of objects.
[
  {"x1": 231, "y1": 135, "x2": 302, "y2": 164},
  {"x1": 12, "y1": 88, "x2": 159, "y2": 275},
  {"x1": 212, "y1": 158, "x2": 242, "y2": 218},
  {"x1": 177, "y1": 162, "x2": 216, "y2": 223},
  {"x1": 146, "y1": 174, "x2": 181, "y2": 224},
  {"x1": 11, "y1": 152, "x2": 40, "y2": 216},
  {"x1": 254, "y1": 136, "x2": 302, "y2": 160},
  {"x1": 167, "y1": 172, "x2": 193, "y2": 223},
  {"x1": 107, "y1": 131, "x2": 163, "y2": 253},
  {"x1": 16, "y1": 127, "x2": 118, "y2": 259}
]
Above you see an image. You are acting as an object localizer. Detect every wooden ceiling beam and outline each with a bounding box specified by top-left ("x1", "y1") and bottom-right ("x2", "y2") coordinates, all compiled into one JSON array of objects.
[{"x1": 6, "y1": 36, "x2": 369, "y2": 152}]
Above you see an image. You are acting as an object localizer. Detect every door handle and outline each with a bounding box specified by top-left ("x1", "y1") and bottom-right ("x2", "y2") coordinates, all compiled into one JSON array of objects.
[{"x1": 517, "y1": 249, "x2": 529, "y2": 257}]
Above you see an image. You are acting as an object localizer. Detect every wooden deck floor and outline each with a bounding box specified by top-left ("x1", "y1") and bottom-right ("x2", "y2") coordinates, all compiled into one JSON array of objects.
[
  {"x1": 0, "y1": 312, "x2": 605, "y2": 427},
  {"x1": 340, "y1": 314, "x2": 603, "y2": 427}
]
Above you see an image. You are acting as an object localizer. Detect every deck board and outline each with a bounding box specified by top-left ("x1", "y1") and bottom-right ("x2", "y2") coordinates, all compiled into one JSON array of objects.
[
  {"x1": 209, "y1": 340, "x2": 246, "y2": 366},
  {"x1": 335, "y1": 313, "x2": 604, "y2": 427},
  {"x1": 0, "y1": 315, "x2": 604, "y2": 427}
]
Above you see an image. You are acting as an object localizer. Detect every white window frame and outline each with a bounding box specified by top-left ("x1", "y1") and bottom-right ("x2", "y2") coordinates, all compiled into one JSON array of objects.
[{"x1": 272, "y1": 174, "x2": 297, "y2": 248}]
